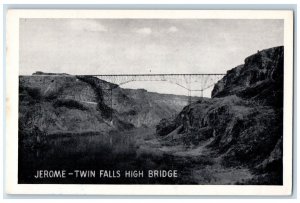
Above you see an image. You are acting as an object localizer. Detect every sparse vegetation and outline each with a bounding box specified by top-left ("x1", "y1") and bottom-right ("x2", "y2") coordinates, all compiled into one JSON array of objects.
[
  {"x1": 53, "y1": 99, "x2": 88, "y2": 111},
  {"x1": 76, "y1": 76, "x2": 113, "y2": 119}
]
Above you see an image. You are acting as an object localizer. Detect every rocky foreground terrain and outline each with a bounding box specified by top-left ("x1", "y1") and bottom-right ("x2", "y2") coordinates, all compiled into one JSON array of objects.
[{"x1": 18, "y1": 46, "x2": 283, "y2": 184}]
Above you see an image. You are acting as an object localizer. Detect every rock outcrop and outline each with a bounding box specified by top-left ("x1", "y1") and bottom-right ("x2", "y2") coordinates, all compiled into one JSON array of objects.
[
  {"x1": 156, "y1": 46, "x2": 284, "y2": 184},
  {"x1": 212, "y1": 46, "x2": 284, "y2": 107}
]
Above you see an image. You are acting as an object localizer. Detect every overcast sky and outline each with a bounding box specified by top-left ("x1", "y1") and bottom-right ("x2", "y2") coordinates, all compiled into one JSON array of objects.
[{"x1": 20, "y1": 18, "x2": 283, "y2": 97}]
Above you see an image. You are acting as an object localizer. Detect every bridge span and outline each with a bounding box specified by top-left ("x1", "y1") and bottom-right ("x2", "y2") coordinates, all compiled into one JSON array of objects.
[{"x1": 92, "y1": 73, "x2": 225, "y2": 99}]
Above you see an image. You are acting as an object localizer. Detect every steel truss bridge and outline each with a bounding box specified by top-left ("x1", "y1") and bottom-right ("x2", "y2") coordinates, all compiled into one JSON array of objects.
[{"x1": 92, "y1": 73, "x2": 225, "y2": 103}]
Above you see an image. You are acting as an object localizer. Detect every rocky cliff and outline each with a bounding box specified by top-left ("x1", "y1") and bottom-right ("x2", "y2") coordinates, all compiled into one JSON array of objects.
[
  {"x1": 156, "y1": 46, "x2": 284, "y2": 184},
  {"x1": 112, "y1": 88, "x2": 191, "y2": 127},
  {"x1": 19, "y1": 74, "x2": 192, "y2": 138},
  {"x1": 212, "y1": 46, "x2": 284, "y2": 107}
]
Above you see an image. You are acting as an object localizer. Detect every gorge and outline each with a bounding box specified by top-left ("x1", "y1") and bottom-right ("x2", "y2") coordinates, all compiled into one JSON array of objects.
[{"x1": 18, "y1": 46, "x2": 283, "y2": 185}]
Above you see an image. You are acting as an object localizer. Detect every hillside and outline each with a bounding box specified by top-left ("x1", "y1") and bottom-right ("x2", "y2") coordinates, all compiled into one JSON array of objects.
[
  {"x1": 156, "y1": 46, "x2": 284, "y2": 184},
  {"x1": 112, "y1": 88, "x2": 192, "y2": 127},
  {"x1": 19, "y1": 74, "x2": 193, "y2": 136},
  {"x1": 212, "y1": 46, "x2": 283, "y2": 107}
]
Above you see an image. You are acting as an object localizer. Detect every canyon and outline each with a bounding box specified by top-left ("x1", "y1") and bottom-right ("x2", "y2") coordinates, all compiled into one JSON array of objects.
[{"x1": 18, "y1": 46, "x2": 283, "y2": 185}]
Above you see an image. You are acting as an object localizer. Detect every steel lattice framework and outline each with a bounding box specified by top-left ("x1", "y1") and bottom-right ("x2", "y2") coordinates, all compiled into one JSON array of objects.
[{"x1": 92, "y1": 73, "x2": 225, "y2": 99}]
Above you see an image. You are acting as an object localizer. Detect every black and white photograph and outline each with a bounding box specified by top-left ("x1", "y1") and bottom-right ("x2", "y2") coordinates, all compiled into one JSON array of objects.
[{"x1": 5, "y1": 10, "x2": 294, "y2": 195}]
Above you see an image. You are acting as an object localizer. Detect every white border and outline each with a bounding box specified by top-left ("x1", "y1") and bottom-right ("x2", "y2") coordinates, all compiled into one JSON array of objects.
[{"x1": 5, "y1": 9, "x2": 294, "y2": 195}]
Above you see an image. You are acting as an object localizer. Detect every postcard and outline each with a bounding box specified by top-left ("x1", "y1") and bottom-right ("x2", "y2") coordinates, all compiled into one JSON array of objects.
[{"x1": 5, "y1": 9, "x2": 293, "y2": 195}]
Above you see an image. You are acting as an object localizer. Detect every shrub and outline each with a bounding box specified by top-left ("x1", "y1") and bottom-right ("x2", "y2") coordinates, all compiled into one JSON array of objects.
[
  {"x1": 26, "y1": 87, "x2": 42, "y2": 100},
  {"x1": 53, "y1": 99, "x2": 88, "y2": 110}
]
